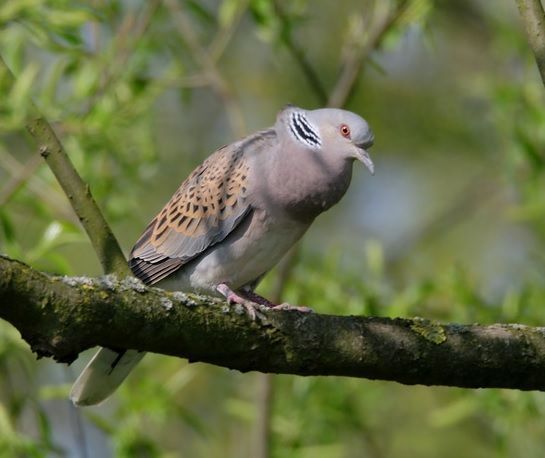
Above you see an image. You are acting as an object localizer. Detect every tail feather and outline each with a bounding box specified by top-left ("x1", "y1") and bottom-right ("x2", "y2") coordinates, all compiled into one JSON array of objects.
[{"x1": 70, "y1": 348, "x2": 145, "y2": 406}]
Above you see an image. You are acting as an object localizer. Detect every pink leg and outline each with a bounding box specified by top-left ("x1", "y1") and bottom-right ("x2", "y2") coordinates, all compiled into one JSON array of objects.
[
  {"x1": 242, "y1": 289, "x2": 276, "y2": 307},
  {"x1": 270, "y1": 303, "x2": 313, "y2": 313},
  {"x1": 218, "y1": 284, "x2": 312, "y2": 317},
  {"x1": 243, "y1": 290, "x2": 313, "y2": 313},
  {"x1": 216, "y1": 283, "x2": 313, "y2": 319},
  {"x1": 216, "y1": 283, "x2": 261, "y2": 320}
]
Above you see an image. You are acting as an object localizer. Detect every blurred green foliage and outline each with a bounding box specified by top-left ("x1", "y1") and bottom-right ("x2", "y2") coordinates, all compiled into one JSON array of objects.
[{"x1": 2, "y1": 0, "x2": 545, "y2": 457}]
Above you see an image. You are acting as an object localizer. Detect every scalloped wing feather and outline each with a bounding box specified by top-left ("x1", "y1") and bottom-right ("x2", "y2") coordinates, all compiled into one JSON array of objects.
[{"x1": 129, "y1": 142, "x2": 253, "y2": 285}]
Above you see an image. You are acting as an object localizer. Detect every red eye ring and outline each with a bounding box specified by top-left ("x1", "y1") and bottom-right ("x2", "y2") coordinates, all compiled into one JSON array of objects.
[{"x1": 340, "y1": 124, "x2": 351, "y2": 138}]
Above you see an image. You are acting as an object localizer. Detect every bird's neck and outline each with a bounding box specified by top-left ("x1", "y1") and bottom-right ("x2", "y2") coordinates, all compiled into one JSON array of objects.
[{"x1": 269, "y1": 147, "x2": 353, "y2": 223}]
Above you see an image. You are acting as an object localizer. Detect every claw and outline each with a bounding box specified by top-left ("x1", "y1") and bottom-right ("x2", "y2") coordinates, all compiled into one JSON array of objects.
[
  {"x1": 270, "y1": 303, "x2": 313, "y2": 313},
  {"x1": 216, "y1": 283, "x2": 313, "y2": 318},
  {"x1": 216, "y1": 283, "x2": 262, "y2": 320}
]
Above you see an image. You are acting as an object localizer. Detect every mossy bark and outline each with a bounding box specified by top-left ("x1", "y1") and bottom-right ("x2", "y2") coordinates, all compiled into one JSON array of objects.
[{"x1": 2, "y1": 255, "x2": 545, "y2": 391}]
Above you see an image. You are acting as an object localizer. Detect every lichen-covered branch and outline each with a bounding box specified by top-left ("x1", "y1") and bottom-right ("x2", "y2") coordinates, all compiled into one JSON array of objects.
[
  {"x1": 516, "y1": 0, "x2": 545, "y2": 87},
  {"x1": 2, "y1": 255, "x2": 545, "y2": 391}
]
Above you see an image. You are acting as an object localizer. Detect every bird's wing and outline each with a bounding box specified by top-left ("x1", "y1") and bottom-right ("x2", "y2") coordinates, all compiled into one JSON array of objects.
[{"x1": 129, "y1": 136, "x2": 261, "y2": 286}]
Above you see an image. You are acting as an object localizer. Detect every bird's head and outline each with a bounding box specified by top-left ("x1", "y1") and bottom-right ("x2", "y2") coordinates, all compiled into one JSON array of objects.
[{"x1": 277, "y1": 105, "x2": 375, "y2": 175}]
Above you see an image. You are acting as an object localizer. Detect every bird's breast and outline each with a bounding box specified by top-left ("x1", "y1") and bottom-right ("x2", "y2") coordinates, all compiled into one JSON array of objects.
[{"x1": 256, "y1": 155, "x2": 353, "y2": 223}]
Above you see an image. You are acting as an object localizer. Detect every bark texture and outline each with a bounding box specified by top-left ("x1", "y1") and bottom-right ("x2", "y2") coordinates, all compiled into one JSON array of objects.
[
  {"x1": 2, "y1": 255, "x2": 545, "y2": 391},
  {"x1": 516, "y1": 0, "x2": 545, "y2": 86}
]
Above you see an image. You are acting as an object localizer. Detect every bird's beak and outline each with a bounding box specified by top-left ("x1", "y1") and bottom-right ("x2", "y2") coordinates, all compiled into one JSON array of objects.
[{"x1": 354, "y1": 145, "x2": 375, "y2": 175}]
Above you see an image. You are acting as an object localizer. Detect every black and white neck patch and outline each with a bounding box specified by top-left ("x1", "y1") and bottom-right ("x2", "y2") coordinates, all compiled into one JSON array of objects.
[{"x1": 288, "y1": 111, "x2": 322, "y2": 149}]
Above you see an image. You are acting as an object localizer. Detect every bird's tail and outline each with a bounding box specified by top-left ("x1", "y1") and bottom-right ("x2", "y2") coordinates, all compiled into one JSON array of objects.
[{"x1": 70, "y1": 348, "x2": 145, "y2": 406}]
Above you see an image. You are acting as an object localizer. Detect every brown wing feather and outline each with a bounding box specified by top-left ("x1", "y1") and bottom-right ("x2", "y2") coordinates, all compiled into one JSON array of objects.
[{"x1": 129, "y1": 142, "x2": 252, "y2": 285}]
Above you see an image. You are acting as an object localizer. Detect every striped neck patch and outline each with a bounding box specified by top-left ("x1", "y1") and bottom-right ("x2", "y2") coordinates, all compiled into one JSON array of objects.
[{"x1": 288, "y1": 111, "x2": 322, "y2": 149}]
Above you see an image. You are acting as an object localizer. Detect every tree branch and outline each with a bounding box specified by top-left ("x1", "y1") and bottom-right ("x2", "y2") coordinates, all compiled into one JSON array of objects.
[
  {"x1": 2, "y1": 254, "x2": 545, "y2": 391},
  {"x1": 0, "y1": 55, "x2": 129, "y2": 276},
  {"x1": 29, "y1": 119, "x2": 129, "y2": 275},
  {"x1": 516, "y1": 0, "x2": 545, "y2": 87}
]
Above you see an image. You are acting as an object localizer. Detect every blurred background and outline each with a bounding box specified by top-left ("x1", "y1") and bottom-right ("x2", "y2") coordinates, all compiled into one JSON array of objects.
[{"x1": 2, "y1": 0, "x2": 545, "y2": 456}]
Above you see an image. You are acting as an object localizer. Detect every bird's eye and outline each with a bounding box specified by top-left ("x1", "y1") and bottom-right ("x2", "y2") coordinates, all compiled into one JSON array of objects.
[{"x1": 340, "y1": 124, "x2": 351, "y2": 138}]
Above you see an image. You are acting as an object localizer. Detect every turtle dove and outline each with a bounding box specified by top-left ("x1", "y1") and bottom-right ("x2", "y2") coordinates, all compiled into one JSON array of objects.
[{"x1": 70, "y1": 105, "x2": 374, "y2": 406}]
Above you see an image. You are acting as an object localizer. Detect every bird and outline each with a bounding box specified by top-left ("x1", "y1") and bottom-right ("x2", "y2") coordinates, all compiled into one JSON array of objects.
[{"x1": 70, "y1": 105, "x2": 375, "y2": 406}]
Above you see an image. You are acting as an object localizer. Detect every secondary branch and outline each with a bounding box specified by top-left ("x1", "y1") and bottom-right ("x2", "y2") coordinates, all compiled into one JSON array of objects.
[{"x1": 0, "y1": 54, "x2": 128, "y2": 276}]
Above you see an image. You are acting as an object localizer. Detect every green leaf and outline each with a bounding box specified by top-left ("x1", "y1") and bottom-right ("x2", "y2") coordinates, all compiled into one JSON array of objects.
[
  {"x1": 42, "y1": 8, "x2": 96, "y2": 28},
  {"x1": 9, "y1": 61, "x2": 38, "y2": 108},
  {"x1": 0, "y1": 210, "x2": 15, "y2": 245}
]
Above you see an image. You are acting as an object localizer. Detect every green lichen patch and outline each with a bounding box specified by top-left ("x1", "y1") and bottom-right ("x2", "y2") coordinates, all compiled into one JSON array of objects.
[
  {"x1": 169, "y1": 291, "x2": 198, "y2": 308},
  {"x1": 410, "y1": 317, "x2": 447, "y2": 344}
]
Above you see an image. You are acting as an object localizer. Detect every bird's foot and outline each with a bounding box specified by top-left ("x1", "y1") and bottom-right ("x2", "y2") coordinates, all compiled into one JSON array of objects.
[
  {"x1": 269, "y1": 303, "x2": 313, "y2": 313},
  {"x1": 241, "y1": 289, "x2": 313, "y2": 313},
  {"x1": 241, "y1": 289, "x2": 277, "y2": 307},
  {"x1": 217, "y1": 284, "x2": 314, "y2": 318},
  {"x1": 216, "y1": 283, "x2": 263, "y2": 320}
]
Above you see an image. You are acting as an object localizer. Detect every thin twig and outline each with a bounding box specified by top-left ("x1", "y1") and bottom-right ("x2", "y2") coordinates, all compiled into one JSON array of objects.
[
  {"x1": 163, "y1": 0, "x2": 246, "y2": 138},
  {"x1": 0, "y1": 153, "x2": 43, "y2": 206},
  {"x1": 0, "y1": 148, "x2": 76, "y2": 221},
  {"x1": 253, "y1": 248, "x2": 299, "y2": 458},
  {"x1": 64, "y1": 368, "x2": 90, "y2": 458},
  {"x1": 271, "y1": 0, "x2": 328, "y2": 105},
  {"x1": 208, "y1": 0, "x2": 251, "y2": 62},
  {"x1": 328, "y1": 0, "x2": 409, "y2": 108},
  {"x1": 515, "y1": 0, "x2": 545, "y2": 87},
  {"x1": 82, "y1": 0, "x2": 161, "y2": 116},
  {"x1": 255, "y1": 373, "x2": 274, "y2": 458}
]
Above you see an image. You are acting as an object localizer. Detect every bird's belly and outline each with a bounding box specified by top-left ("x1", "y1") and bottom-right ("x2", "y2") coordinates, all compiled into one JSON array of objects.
[{"x1": 159, "y1": 212, "x2": 308, "y2": 295}]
